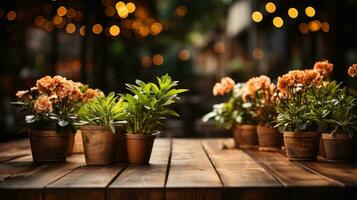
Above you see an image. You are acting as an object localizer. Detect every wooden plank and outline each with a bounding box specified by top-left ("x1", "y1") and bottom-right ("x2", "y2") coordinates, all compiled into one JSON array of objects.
[
  {"x1": 202, "y1": 139, "x2": 282, "y2": 200},
  {"x1": 0, "y1": 155, "x2": 41, "y2": 181},
  {"x1": 108, "y1": 138, "x2": 171, "y2": 200},
  {"x1": 166, "y1": 139, "x2": 222, "y2": 200},
  {"x1": 45, "y1": 164, "x2": 126, "y2": 200},
  {"x1": 0, "y1": 154, "x2": 84, "y2": 200},
  {"x1": 0, "y1": 139, "x2": 30, "y2": 163}
]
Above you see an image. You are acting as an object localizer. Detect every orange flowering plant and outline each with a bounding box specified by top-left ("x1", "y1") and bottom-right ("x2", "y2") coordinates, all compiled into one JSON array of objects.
[
  {"x1": 12, "y1": 75, "x2": 102, "y2": 133},
  {"x1": 243, "y1": 75, "x2": 277, "y2": 126},
  {"x1": 275, "y1": 60, "x2": 335, "y2": 132},
  {"x1": 203, "y1": 77, "x2": 257, "y2": 129}
]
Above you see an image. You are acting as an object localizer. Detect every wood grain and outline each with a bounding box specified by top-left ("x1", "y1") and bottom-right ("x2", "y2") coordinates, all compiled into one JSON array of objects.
[
  {"x1": 166, "y1": 139, "x2": 222, "y2": 200},
  {"x1": 0, "y1": 139, "x2": 30, "y2": 163},
  {"x1": 0, "y1": 155, "x2": 40, "y2": 181},
  {"x1": 108, "y1": 138, "x2": 171, "y2": 200},
  {"x1": 202, "y1": 139, "x2": 282, "y2": 200}
]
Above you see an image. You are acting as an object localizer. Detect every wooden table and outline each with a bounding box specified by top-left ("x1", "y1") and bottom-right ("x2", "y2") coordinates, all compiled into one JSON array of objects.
[{"x1": 0, "y1": 138, "x2": 356, "y2": 200}]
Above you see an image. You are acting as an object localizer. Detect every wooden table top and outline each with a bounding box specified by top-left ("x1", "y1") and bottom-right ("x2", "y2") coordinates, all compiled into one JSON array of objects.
[{"x1": 0, "y1": 138, "x2": 356, "y2": 200}]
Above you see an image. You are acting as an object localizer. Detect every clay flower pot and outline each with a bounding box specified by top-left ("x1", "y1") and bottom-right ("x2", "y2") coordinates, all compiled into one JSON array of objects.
[
  {"x1": 322, "y1": 133, "x2": 356, "y2": 162},
  {"x1": 257, "y1": 125, "x2": 282, "y2": 151},
  {"x1": 126, "y1": 134, "x2": 156, "y2": 164},
  {"x1": 28, "y1": 130, "x2": 71, "y2": 162},
  {"x1": 284, "y1": 131, "x2": 321, "y2": 161},
  {"x1": 81, "y1": 125, "x2": 116, "y2": 165},
  {"x1": 114, "y1": 126, "x2": 128, "y2": 163},
  {"x1": 233, "y1": 124, "x2": 258, "y2": 149},
  {"x1": 67, "y1": 133, "x2": 75, "y2": 156}
]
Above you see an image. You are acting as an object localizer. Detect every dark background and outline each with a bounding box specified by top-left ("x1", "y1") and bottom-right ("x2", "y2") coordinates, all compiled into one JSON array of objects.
[{"x1": 1, "y1": 0, "x2": 357, "y2": 141}]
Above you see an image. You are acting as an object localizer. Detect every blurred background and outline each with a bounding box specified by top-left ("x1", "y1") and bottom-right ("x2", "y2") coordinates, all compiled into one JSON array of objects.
[{"x1": 1, "y1": 0, "x2": 357, "y2": 141}]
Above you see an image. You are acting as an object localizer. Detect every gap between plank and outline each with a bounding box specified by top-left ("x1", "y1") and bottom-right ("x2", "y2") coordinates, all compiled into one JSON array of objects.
[
  {"x1": 105, "y1": 163, "x2": 129, "y2": 200},
  {"x1": 200, "y1": 139, "x2": 225, "y2": 188},
  {"x1": 163, "y1": 137, "x2": 173, "y2": 200}
]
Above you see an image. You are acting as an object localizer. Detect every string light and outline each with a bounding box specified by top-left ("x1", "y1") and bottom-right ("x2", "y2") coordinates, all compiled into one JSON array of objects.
[
  {"x1": 175, "y1": 5, "x2": 187, "y2": 17},
  {"x1": 273, "y1": 17, "x2": 283, "y2": 28},
  {"x1": 66, "y1": 23, "x2": 76, "y2": 34},
  {"x1": 80, "y1": 25, "x2": 86, "y2": 36},
  {"x1": 150, "y1": 22, "x2": 162, "y2": 36},
  {"x1": 109, "y1": 25, "x2": 120, "y2": 36},
  {"x1": 299, "y1": 23, "x2": 309, "y2": 34},
  {"x1": 126, "y1": 2, "x2": 136, "y2": 13},
  {"x1": 308, "y1": 20, "x2": 321, "y2": 32},
  {"x1": 305, "y1": 6, "x2": 315, "y2": 17},
  {"x1": 6, "y1": 11, "x2": 16, "y2": 21},
  {"x1": 153, "y1": 54, "x2": 164, "y2": 66},
  {"x1": 265, "y1": 2, "x2": 276, "y2": 13},
  {"x1": 321, "y1": 22, "x2": 330, "y2": 32},
  {"x1": 288, "y1": 8, "x2": 298, "y2": 19},
  {"x1": 57, "y1": 6, "x2": 67, "y2": 17},
  {"x1": 141, "y1": 56, "x2": 152, "y2": 68},
  {"x1": 179, "y1": 49, "x2": 190, "y2": 61},
  {"x1": 252, "y1": 11, "x2": 263, "y2": 23},
  {"x1": 116, "y1": 1, "x2": 129, "y2": 18},
  {"x1": 53, "y1": 15, "x2": 63, "y2": 25},
  {"x1": 92, "y1": 24, "x2": 103, "y2": 34}
]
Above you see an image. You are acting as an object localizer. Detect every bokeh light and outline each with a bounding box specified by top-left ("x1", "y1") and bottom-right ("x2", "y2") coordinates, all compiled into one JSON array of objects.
[
  {"x1": 109, "y1": 25, "x2": 120, "y2": 36},
  {"x1": 153, "y1": 54, "x2": 164, "y2": 66},
  {"x1": 288, "y1": 8, "x2": 298, "y2": 19},
  {"x1": 321, "y1": 22, "x2": 330, "y2": 32},
  {"x1": 126, "y1": 2, "x2": 136, "y2": 13},
  {"x1": 80, "y1": 25, "x2": 86, "y2": 36},
  {"x1": 141, "y1": 56, "x2": 152, "y2": 68},
  {"x1": 92, "y1": 24, "x2": 103, "y2": 34},
  {"x1": 265, "y1": 2, "x2": 276, "y2": 13},
  {"x1": 305, "y1": 6, "x2": 315, "y2": 17},
  {"x1": 176, "y1": 5, "x2": 188, "y2": 17},
  {"x1": 6, "y1": 11, "x2": 16, "y2": 21},
  {"x1": 252, "y1": 11, "x2": 263, "y2": 23},
  {"x1": 252, "y1": 48, "x2": 264, "y2": 60},
  {"x1": 66, "y1": 23, "x2": 76, "y2": 34},
  {"x1": 273, "y1": 17, "x2": 283, "y2": 28},
  {"x1": 299, "y1": 23, "x2": 309, "y2": 34},
  {"x1": 57, "y1": 6, "x2": 67, "y2": 17},
  {"x1": 179, "y1": 49, "x2": 191, "y2": 61}
]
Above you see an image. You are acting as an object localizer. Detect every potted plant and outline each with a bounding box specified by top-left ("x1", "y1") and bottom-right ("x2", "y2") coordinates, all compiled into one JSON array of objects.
[
  {"x1": 78, "y1": 92, "x2": 127, "y2": 165},
  {"x1": 122, "y1": 74, "x2": 187, "y2": 164},
  {"x1": 203, "y1": 77, "x2": 258, "y2": 149},
  {"x1": 276, "y1": 70, "x2": 322, "y2": 160},
  {"x1": 244, "y1": 75, "x2": 281, "y2": 151},
  {"x1": 12, "y1": 75, "x2": 97, "y2": 162}
]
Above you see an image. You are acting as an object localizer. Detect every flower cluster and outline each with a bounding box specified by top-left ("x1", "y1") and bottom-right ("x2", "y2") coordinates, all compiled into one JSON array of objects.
[
  {"x1": 13, "y1": 75, "x2": 102, "y2": 131},
  {"x1": 212, "y1": 77, "x2": 235, "y2": 96},
  {"x1": 313, "y1": 60, "x2": 334, "y2": 78},
  {"x1": 348, "y1": 64, "x2": 357, "y2": 77},
  {"x1": 243, "y1": 75, "x2": 274, "y2": 102}
]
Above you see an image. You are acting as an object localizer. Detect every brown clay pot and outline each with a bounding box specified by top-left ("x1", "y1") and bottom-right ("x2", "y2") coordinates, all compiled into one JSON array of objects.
[
  {"x1": 81, "y1": 125, "x2": 116, "y2": 165},
  {"x1": 257, "y1": 125, "x2": 282, "y2": 151},
  {"x1": 284, "y1": 131, "x2": 321, "y2": 161},
  {"x1": 72, "y1": 130, "x2": 84, "y2": 153},
  {"x1": 322, "y1": 133, "x2": 356, "y2": 162},
  {"x1": 114, "y1": 126, "x2": 128, "y2": 163},
  {"x1": 126, "y1": 134, "x2": 155, "y2": 164},
  {"x1": 233, "y1": 124, "x2": 258, "y2": 149},
  {"x1": 28, "y1": 130, "x2": 71, "y2": 162},
  {"x1": 67, "y1": 133, "x2": 75, "y2": 156}
]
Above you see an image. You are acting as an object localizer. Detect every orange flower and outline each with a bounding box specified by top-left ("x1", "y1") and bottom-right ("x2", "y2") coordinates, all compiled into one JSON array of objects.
[
  {"x1": 313, "y1": 60, "x2": 334, "y2": 77},
  {"x1": 277, "y1": 74, "x2": 294, "y2": 95},
  {"x1": 213, "y1": 83, "x2": 225, "y2": 96},
  {"x1": 221, "y1": 77, "x2": 235, "y2": 93},
  {"x1": 303, "y1": 69, "x2": 321, "y2": 86},
  {"x1": 34, "y1": 95, "x2": 53, "y2": 113},
  {"x1": 348, "y1": 64, "x2": 357, "y2": 77},
  {"x1": 83, "y1": 88, "x2": 103, "y2": 102},
  {"x1": 36, "y1": 76, "x2": 55, "y2": 94},
  {"x1": 16, "y1": 90, "x2": 31, "y2": 100}
]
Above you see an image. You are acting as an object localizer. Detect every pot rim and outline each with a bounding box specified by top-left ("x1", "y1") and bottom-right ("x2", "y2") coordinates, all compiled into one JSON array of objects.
[
  {"x1": 235, "y1": 124, "x2": 257, "y2": 130},
  {"x1": 29, "y1": 130, "x2": 71, "y2": 136},
  {"x1": 284, "y1": 131, "x2": 320, "y2": 137},
  {"x1": 79, "y1": 125, "x2": 111, "y2": 131},
  {"x1": 126, "y1": 134, "x2": 156, "y2": 139},
  {"x1": 322, "y1": 133, "x2": 354, "y2": 140}
]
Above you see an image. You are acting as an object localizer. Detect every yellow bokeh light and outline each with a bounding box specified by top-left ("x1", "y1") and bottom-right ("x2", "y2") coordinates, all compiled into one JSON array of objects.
[
  {"x1": 115, "y1": 1, "x2": 125, "y2": 10},
  {"x1": 66, "y1": 23, "x2": 76, "y2": 34},
  {"x1": 321, "y1": 22, "x2": 330, "y2": 33},
  {"x1": 308, "y1": 20, "x2": 321, "y2": 32},
  {"x1": 141, "y1": 56, "x2": 152, "y2": 68},
  {"x1": 299, "y1": 23, "x2": 309, "y2": 34},
  {"x1": 305, "y1": 6, "x2": 315, "y2": 17},
  {"x1": 273, "y1": 17, "x2": 283, "y2": 28},
  {"x1": 252, "y1": 11, "x2": 263, "y2": 23},
  {"x1": 178, "y1": 49, "x2": 190, "y2": 61},
  {"x1": 109, "y1": 25, "x2": 120, "y2": 36},
  {"x1": 288, "y1": 8, "x2": 298, "y2": 19},
  {"x1": 80, "y1": 25, "x2": 86, "y2": 36},
  {"x1": 6, "y1": 11, "x2": 16, "y2": 21},
  {"x1": 57, "y1": 6, "x2": 67, "y2": 17},
  {"x1": 153, "y1": 54, "x2": 164, "y2": 66},
  {"x1": 265, "y1": 2, "x2": 276, "y2": 13},
  {"x1": 150, "y1": 22, "x2": 163, "y2": 35},
  {"x1": 126, "y1": 2, "x2": 136, "y2": 13},
  {"x1": 92, "y1": 24, "x2": 103, "y2": 34}
]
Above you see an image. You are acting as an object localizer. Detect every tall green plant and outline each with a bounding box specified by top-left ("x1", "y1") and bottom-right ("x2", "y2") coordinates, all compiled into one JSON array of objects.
[
  {"x1": 122, "y1": 74, "x2": 187, "y2": 135},
  {"x1": 78, "y1": 92, "x2": 127, "y2": 133}
]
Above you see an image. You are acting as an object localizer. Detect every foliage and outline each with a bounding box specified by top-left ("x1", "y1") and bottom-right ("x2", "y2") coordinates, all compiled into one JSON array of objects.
[
  {"x1": 11, "y1": 76, "x2": 101, "y2": 133},
  {"x1": 78, "y1": 92, "x2": 127, "y2": 133},
  {"x1": 122, "y1": 74, "x2": 187, "y2": 135},
  {"x1": 203, "y1": 83, "x2": 257, "y2": 129}
]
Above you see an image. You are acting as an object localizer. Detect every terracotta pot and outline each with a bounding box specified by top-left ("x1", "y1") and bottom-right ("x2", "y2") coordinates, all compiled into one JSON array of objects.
[
  {"x1": 233, "y1": 124, "x2": 258, "y2": 149},
  {"x1": 67, "y1": 133, "x2": 75, "y2": 156},
  {"x1": 72, "y1": 130, "x2": 84, "y2": 153},
  {"x1": 81, "y1": 125, "x2": 116, "y2": 165},
  {"x1": 318, "y1": 138, "x2": 326, "y2": 160},
  {"x1": 114, "y1": 126, "x2": 128, "y2": 163},
  {"x1": 284, "y1": 131, "x2": 321, "y2": 161},
  {"x1": 322, "y1": 133, "x2": 356, "y2": 162},
  {"x1": 28, "y1": 130, "x2": 71, "y2": 162},
  {"x1": 126, "y1": 134, "x2": 155, "y2": 164},
  {"x1": 257, "y1": 125, "x2": 282, "y2": 151}
]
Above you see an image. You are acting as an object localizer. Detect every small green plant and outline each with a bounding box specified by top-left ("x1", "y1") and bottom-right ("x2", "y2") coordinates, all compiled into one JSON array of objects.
[
  {"x1": 78, "y1": 92, "x2": 127, "y2": 133},
  {"x1": 122, "y1": 74, "x2": 187, "y2": 135}
]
